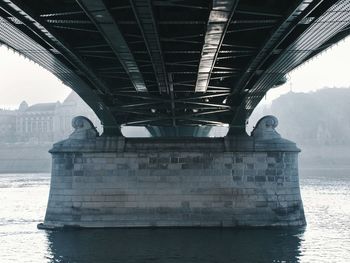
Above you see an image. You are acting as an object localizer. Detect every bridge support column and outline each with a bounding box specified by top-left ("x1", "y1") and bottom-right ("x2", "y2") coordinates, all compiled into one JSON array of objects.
[{"x1": 39, "y1": 115, "x2": 305, "y2": 228}]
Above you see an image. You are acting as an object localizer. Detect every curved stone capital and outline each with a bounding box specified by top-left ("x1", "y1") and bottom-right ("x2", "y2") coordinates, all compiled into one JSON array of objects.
[
  {"x1": 69, "y1": 116, "x2": 99, "y2": 140},
  {"x1": 251, "y1": 115, "x2": 281, "y2": 140}
]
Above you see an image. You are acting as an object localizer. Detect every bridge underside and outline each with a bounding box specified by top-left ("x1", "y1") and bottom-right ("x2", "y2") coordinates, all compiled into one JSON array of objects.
[
  {"x1": 5, "y1": 0, "x2": 348, "y2": 228},
  {"x1": 0, "y1": 0, "x2": 350, "y2": 136}
]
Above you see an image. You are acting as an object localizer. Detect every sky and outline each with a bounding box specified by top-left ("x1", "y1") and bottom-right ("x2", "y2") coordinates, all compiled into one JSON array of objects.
[
  {"x1": 0, "y1": 46, "x2": 71, "y2": 109},
  {"x1": 0, "y1": 36, "x2": 350, "y2": 109}
]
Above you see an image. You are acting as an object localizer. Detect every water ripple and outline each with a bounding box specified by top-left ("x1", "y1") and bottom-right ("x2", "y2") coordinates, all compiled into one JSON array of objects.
[{"x1": 0, "y1": 170, "x2": 349, "y2": 263}]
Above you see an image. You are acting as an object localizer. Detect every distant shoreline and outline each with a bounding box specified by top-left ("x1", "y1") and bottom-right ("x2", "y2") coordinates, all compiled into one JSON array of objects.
[
  {"x1": 0, "y1": 143, "x2": 51, "y2": 173},
  {"x1": 1, "y1": 142, "x2": 350, "y2": 174}
]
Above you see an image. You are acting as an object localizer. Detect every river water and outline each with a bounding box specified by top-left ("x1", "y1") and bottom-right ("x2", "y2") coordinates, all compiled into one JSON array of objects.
[{"x1": 0, "y1": 169, "x2": 349, "y2": 263}]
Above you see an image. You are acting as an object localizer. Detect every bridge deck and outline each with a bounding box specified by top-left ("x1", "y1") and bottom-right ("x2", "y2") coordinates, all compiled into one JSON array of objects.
[{"x1": 0, "y1": 0, "x2": 349, "y2": 136}]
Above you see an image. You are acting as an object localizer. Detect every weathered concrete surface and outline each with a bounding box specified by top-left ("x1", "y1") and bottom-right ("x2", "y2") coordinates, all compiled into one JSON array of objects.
[{"x1": 40, "y1": 116, "x2": 306, "y2": 228}]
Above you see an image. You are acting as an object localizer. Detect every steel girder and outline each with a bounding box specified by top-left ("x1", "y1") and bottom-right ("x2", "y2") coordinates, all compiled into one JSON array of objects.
[
  {"x1": 77, "y1": 0, "x2": 147, "y2": 92},
  {"x1": 0, "y1": 0, "x2": 123, "y2": 135},
  {"x1": 0, "y1": 0, "x2": 350, "y2": 137},
  {"x1": 228, "y1": 0, "x2": 350, "y2": 135},
  {"x1": 130, "y1": 0, "x2": 169, "y2": 94},
  {"x1": 195, "y1": 0, "x2": 238, "y2": 92}
]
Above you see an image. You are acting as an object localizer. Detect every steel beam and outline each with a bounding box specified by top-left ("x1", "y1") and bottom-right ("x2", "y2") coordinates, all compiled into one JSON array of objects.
[
  {"x1": 123, "y1": 108, "x2": 230, "y2": 126},
  {"x1": 168, "y1": 73, "x2": 176, "y2": 126},
  {"x1": 227, "y1": 0, "x2": 319, "y2": 131},
  {"x1": 130, "y1": 0, "x2": 169, "y2": 94},
  {"x1": 2, "y1": 0, "x2": 350, "y2": 135},
  {"x1": 234, "y1": 9, "x2": 282, "y2": 18},
  {"x1": 153, "y1": 0, "x2": 209, "y2": 10},
  {"x1": 0, "y1": 4, "x2": 122, "y2": 135},
  {"x1": 0, "y1": 0, "x2": 113, "y2": 96},
  {"x1": 230, "y1": 0, "x2": 318, "y2": 97},
  {"x1": 195, "y1": 0, "x2": 239, "y2": 92},
  {"x1": 230, "y1": 0, "x2": 350, "y2": 130},
  {"x1": 250, "y1": 0, "x2": 350, "y2": 96},
  {"x1": 76, "y1": 0, "x2": 147, "y2": 92}
]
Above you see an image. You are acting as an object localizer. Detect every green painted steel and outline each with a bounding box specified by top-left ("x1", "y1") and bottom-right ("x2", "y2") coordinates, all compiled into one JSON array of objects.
[{"x1": 0, "y1": 0, "x2": 350, "y2": 136}]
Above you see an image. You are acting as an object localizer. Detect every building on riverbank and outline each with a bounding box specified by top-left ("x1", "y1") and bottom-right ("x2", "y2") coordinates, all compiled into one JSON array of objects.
[
  {"x1": 0, "y1": 109, "x2": 16, "y2": 142},
  {"x1": 0, "y1": 92, "x2": 100, "y2": 143}
]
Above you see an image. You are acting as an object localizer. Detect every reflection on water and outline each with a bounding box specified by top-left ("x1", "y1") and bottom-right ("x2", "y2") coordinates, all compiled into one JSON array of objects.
[
  {"x1": 0, "y1": 170, "x2": 349, "y2": 263},
  {"x1": 46, "y1": 228, "x2": 303, "y2": 263}
]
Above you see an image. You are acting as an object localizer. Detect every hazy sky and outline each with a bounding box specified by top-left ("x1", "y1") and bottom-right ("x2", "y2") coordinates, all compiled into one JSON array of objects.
[
  {"x1": 0, "y1": 36, "x2": 350, "y2": 109},
  {"x1": 0, "y1": 46, "x2": 71, "y2": 108}
]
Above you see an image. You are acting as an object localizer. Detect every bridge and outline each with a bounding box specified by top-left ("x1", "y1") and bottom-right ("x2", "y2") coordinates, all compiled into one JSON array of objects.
[
  {"x1": 1, "y1": 0, "x2": 349, "y2": 136},
  {"x1": 1, "y1": 0, "x2": 350, "y2": 228}
]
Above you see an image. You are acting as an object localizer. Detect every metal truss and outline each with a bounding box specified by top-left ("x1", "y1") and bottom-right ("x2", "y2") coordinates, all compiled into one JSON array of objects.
[
  {"x1": 77, "y1": 0, "x2": 147, "y2": 92},
  {"x1": 0, "y1": 0, "x2": 350, "y2": 136}
]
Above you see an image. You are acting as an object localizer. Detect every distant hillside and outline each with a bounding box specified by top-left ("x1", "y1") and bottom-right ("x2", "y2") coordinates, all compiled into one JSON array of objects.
[
  {"x1": 248, "y1": 88, "x2": 350, "y2": 168},
  {"x1": 250, "y1": 88, "x2": 350, "y2": 145}
]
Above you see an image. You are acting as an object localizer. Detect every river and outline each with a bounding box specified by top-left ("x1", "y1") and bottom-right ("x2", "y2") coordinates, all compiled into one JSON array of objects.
[{"x1": 0, "y1": 169, "x2": 349, "y2": 263}]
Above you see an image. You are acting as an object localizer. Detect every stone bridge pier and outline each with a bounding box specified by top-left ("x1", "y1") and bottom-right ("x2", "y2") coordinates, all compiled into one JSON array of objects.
[{"x1": 39, "y1": 115, "x2": 306, "y2": 228}]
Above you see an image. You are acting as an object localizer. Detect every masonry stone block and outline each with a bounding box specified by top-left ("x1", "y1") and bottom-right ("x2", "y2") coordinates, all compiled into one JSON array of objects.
[{"x1": 39, "y1": 116, "x2": 306, "y2": 229}]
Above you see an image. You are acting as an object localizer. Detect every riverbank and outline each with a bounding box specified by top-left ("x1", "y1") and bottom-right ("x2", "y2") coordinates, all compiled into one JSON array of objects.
[
  {"x1": 0, "y1": 143, "x2": 51, "y2": 173},
  {"x1": 299, "y1": 144, "x2": 350, "y2": 169},
  {"x1": 0, "y1": 142, "x2": 349, "y2": 173}
]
